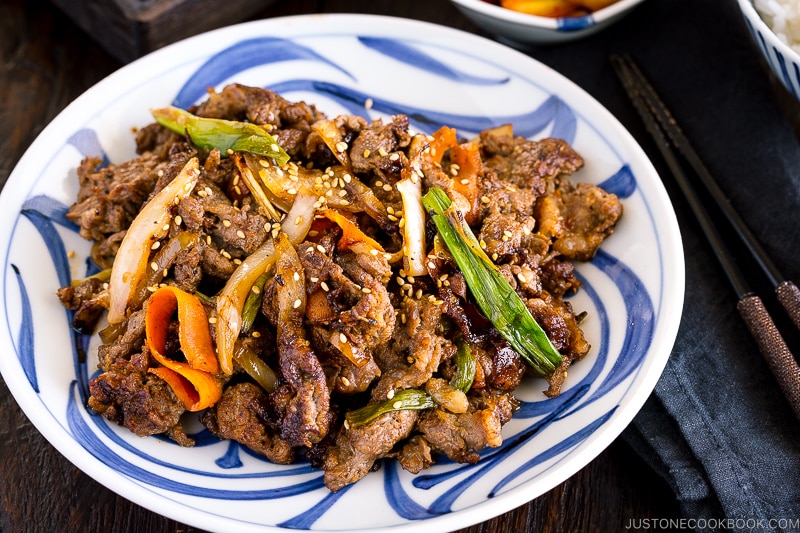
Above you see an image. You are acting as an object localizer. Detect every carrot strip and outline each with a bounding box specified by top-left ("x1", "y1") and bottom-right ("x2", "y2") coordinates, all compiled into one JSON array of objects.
[
  {"x1": 320, "y1": 209, "x2": 385, "y2": 252},
  {"x1": 450, "y1": 141, "x2": 483, "y2": 225},
  {"x1": 428, "y1": 126, "x2": 458, "y2": 164},
  {"x1": 145, "y1": 286, "x2": 222, "y2": 411}
]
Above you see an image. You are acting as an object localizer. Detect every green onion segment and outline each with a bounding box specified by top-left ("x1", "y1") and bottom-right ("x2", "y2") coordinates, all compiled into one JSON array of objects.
[
  {"x1": 422, "y1": 187, "x2": 562, "y2": 376},
  {"x1": 151, "y1": 106, "x2": 290, "y2": 165},
  {"x1": 345, "y1": 389, "x2": 435, "y2": 428}
]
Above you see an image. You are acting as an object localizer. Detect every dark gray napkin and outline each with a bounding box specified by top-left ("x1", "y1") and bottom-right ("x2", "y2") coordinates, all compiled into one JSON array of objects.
[{"x1": 509, "y1": 0, "x2": 800, "y2": 530}]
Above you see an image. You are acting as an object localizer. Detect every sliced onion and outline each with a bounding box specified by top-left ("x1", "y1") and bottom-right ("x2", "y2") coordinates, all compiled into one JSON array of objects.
[
  {"x1": 310, "y1": 119, "x2": 351, "y2": 170},
  {"x1": 396, "y1": 176, "x2": 427, "y2": 277},
  {"x1": 215, "y1": 189, "x2": 316, "y2": 375},
  {"x1": 107, "y1": 157, "x2": 200, "y2": 324}
]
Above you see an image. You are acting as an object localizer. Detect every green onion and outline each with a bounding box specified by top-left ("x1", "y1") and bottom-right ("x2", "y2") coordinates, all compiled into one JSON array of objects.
[
  {"x1": 233, "y1": 343, "x2": 277, "y2": 393},
  {"x1": 451, "y1": 339, "x2": 476, "y2": 393},
  {"x1": 345, "y1": 389, "x2": 435, "y2": 428},
  {"x1": 151, "y1": 106, "x2": 290, "y2": 165},
  {"x1": 70, "y1": 268, "x2": 111, "y2": 287},
  {"x1": 240, "y1": 271, "x2": 271, "y2": 334},
  {"x1": 421, "y1": 187, "x2": 562, "y2": 376}
]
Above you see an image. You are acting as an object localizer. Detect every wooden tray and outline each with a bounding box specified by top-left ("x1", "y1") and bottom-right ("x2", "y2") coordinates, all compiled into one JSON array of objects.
[{"x1": 48, "y1": 0, "x2": 274, "y2": 63}]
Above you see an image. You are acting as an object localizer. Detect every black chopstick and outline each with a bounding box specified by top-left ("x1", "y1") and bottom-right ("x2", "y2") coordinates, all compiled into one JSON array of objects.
[
  {"x1": 612, "y1": 54, "x2": 800, "y2": 331},
  {"x1": 611, "y1": 53, "x2": 800, "y2": 420}
]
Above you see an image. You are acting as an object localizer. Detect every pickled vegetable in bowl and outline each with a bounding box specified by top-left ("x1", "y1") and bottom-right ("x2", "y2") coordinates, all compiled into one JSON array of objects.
[{"x1": 489, "y1": 0, "x2": 620, "y2": 18}]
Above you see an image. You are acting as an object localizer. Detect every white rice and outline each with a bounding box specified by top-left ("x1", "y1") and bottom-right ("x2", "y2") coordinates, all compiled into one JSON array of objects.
[{"x1": 755, "y1": 0, "x2": 800, "y2": 54}]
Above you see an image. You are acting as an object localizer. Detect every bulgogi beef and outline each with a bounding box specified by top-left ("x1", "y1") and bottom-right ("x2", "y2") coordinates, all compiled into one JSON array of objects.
[{"x1": 58, "y1": 83, "x2": 622, "y2": 491}]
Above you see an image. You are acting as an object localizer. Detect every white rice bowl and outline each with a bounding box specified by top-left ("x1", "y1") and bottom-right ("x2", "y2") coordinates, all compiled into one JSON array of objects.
[{"x1": 755, "y1": 0, "x2": 800, "y2": 53}]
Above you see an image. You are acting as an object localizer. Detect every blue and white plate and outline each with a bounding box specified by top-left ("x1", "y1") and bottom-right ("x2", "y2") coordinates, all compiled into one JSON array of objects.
[{"x1": 0, "y1": 14, "x2": 683, "y2": 533}]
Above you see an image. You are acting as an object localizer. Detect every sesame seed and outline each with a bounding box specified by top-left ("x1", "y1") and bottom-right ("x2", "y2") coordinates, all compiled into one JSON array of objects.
[
  {"x1": 344, "y1": 420, "x2": 351, "y2": 430},
  {"x1": 339, "y1": 333, "x2": 348, "y2": 343},
  {"x1": 343, "y1": 173, "x2": 352, "y2": 183},
  {"x1": 223, "y1": 219, "x2": 232, "y2": 227},
  {"x1": 150, "y1": 262, "x2": 159, "y2": 271},
  {"x1": 320, "y1": 281, "x2": 330, "y2": 292},
  {"x1": 151, "y1": 241, "x2": 161, "y2": 250},
  {"x1": 335, "y1": 141, "x2": 348, "y2": 153},
  {"x1": 293, "y1": 272, "x2": 300, "y2": 281},
  {"x1": 162, "y1": 223, "x2": 171, "y2": 231},
  {"x1": 208, "y1": 317, "x2": 218, "y2": 324},
  {"x1": 396, "y1": 277, "x2": 405, "y2": 286},
  {"x1": 481, "y1": 195, "x2": 490, "y2": 204},
  {"x1": 363, "y1": 149, "x2": 371, "y2": 158},
  {"x1": 174, "y1": 215, "x2": 183, "y2": 226},
  {"x1": 252, "y1": 331, "x2": 261, "y2": 338},
  {"x1": 338, "y1": 189, "x2": 347, "y2": 197},
  {"x1": 387, "y1": 389, "x2": 395, "y2": 399},
  {"x1": 293, "y1": 299, "x2": 302, "y2": 309},
  {"x1": 387, "y1": 214, "x2": 398, "y2": 222},
  {"x1": 287, "y1": 188, "x2": 297, "y2": 195},
  {"x1": 341, "y1": 376, "x2": 351, "y2": 387},
  {"x1": 480, "y1": 239, "x2": 487, "y2": 249},
  {"x1": 316, "y1": 245, "x2": 326, "y2": 253},
  {"x1": 206, "y1": 235, "x2": 212, "y2": 245},
  {"x1": 294, "y1": 215, "x2": 303, "y2": 225},
  {"x1": 369, "y1": 249, "x2": 379, "y2": 256},
  {"x1": 389, "y1": 153, "x2": 400, "y2": 161},
  {"x1": 364, "y1": 97, "x2": 373, "y2": 109},
  {"x1": 221, "y1": 250, "x2": 232, "y2": 259},
  {"x1": 492, "y1": 253, "x2": 499, "y2": 261},
  {"x1": 362, "y1": 287, "x2": 372, "y2": 294},
  {"x1": 518, "y1": 273, "x2": 527, "y2": 283},
  {"x1": 251, "y1": 285, "x2": 261, "y2": 294},
  {"x1": 237, "y1": 230, "x2": 246, "y2": 239},
  {"x1": 310, "y1": 277, "x2": 319, "y2": 283},
  {"x1": 378, "y1": 147, "x2": 387, "y2": 157},
  {"x1": 392, "y1": 401, "x2": 403, "y2": 409},
  {"x1": 340, "y1": 200, "x2": 350, "y2": 205},
  {"x1": 270, "y1": 143, "x2": 280, "y2": 152},
  {"x1": 503, "y1": 230, "x2": 513, "y2": 238},
  {"x1": 460, "y1": 178, "x2": 470, "y2": 185}
]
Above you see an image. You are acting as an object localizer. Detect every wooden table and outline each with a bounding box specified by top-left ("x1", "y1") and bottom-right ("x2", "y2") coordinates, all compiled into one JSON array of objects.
[{"x1": 0, "y1": 0, "x2": 739, "y2": 531}]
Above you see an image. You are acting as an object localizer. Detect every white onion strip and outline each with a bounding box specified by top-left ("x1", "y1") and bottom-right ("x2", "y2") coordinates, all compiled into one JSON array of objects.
[
  {"x1": 107, "y1": 157, "x2": 200, "y2": 324},
  {"x1": 215, "y1": 188, "x2": 317, "y2": 374},
  {"x1": 396, "y1": 176, "x2": 427, "y2": 277}
]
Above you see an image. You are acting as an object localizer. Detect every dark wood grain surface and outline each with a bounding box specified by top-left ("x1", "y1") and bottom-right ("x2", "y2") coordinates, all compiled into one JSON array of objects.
[{"x1": 0, "y1": 0, "x2": 741, "y2": 531}]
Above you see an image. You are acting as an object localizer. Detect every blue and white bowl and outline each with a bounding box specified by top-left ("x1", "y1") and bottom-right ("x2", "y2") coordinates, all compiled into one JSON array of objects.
[
  {"x1": 0, "y1": 13, "x2": 683, "y2": 533},
  {"x1": 738, "y1": 0, "x2": 800, "y2": 99},
  {"x1": 449, "y1": 0, "x2": 647, "y2": 44}
]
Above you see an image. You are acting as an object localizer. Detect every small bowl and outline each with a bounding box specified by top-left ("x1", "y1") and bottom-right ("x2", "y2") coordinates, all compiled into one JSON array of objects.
[
  {"x1": 449, "y1": 0, "x2": 647, "y2": 44},
  {"x1": 737, "y1": 0, "x2": 800, "y2": 99}
]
